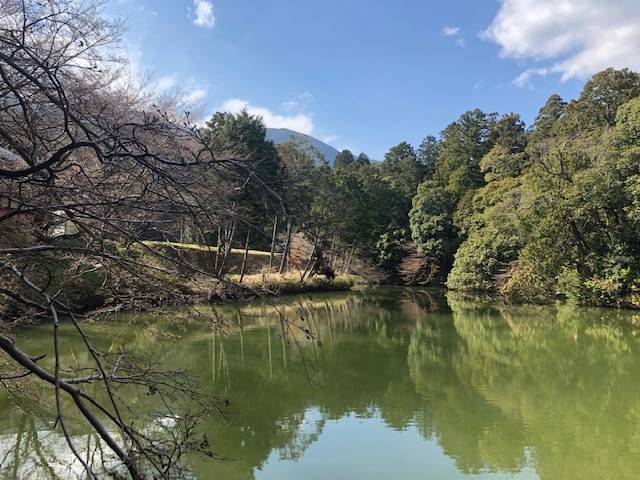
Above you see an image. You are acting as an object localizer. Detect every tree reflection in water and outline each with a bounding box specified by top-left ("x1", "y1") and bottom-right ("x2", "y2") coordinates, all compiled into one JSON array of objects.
[{"x1": 2, "y1": 288, "x2": 640, "y2": 479}]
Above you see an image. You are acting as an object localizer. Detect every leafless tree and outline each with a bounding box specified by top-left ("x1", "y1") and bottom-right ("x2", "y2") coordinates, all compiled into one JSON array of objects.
[{"x1": 0, "y1": 0, "x2": 288, "y2": 477}]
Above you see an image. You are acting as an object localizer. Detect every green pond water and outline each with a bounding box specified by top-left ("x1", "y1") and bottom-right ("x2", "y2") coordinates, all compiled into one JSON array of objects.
[{"x1": 2, "y1": 287, "x2": 640, "y2": 479}]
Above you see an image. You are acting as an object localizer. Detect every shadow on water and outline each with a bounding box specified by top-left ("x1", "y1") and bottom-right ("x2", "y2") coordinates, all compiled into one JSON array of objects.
[{"x1": 3, "y1": 287, "x2": 640, "y2": 479}]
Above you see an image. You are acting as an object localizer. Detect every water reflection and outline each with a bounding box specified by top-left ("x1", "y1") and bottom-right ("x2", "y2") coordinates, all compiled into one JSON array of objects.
[{"x1": 2, "y1": 288, "x2": 640, "y2": 479}]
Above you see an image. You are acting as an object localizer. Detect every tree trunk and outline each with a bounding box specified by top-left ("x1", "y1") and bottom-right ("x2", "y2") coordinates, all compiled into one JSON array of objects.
[
  {"x1": 343, "y1": 245, "x2": 356, "y2": 274},
  {"x1": 278, "y1": 216, "x2": 292, "y2": 274},
  {"x1": 338, "y1": 247, "x2": 347, "y2": 274},
  {"x1": 328, "y1": 237, "x2": 336, "y2": 269},
  {"x1": 239, "y1": 228, "x2": 251, "y2": 283},
  {"x1": 268, "y1": 215, "x2": 278, "y2": 272},
  {"x1": 214, "y1": 224, "x2": 222, "y2": 271},
  {"x1": 217, "y1": 220, "x2": 236, "y2": 276},
  {"x1": 301, "y1": 238, "x2": 318, "y2": 282}
]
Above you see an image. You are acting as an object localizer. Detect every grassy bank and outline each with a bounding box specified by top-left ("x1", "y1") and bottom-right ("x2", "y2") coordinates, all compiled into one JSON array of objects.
[
  {"x1": 0, "y1": 237, "x2": 364, "y2": 320},
  {"x1": 225, "y1": 272, "x2": 362, "y2": 296},
  {"x1": 141, "y1": 242, "x2": 363, "y2": 298},
  {"x1": 1, "y1": 267, "x2": 364, "y2": 320},
  {"x1": 140, "y1": 240, "x2": 281, "y2": 276}
]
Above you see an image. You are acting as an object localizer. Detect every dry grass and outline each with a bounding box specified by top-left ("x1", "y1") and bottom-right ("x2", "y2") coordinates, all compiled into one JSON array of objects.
[
  {"x1": 227, "y1": 272, "x2": 362, "y2": 295},
  {"x1": 142, "y1": 240, "x2": 274, "y2": 257}
]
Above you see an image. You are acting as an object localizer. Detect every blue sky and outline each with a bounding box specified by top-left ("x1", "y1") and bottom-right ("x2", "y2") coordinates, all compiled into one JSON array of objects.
[{"x1": 107, "y1": 0, "x2": 640, "y2": 159}]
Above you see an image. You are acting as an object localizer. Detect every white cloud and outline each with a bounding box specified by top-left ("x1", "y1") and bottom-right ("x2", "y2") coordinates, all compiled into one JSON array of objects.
[
  {"x1": 443, "y1": 26, "x2": 461, "y2": 36},
  {"x1": 512, "y1": 67, "x2": 549, "y2": 88},
  {"x1": 193, "y1": 0, "x2": 215, "y2": 28},
  {"x1": 141, "y1": 74, "x2": 208, "y2": 104},
  {"x1": 179, "y1": 88, "x2": 208, "y2": 105},
  {"x1": 483, "y1": 0, "x2": 640, "y2": 83},
  {"x1": 155, "y1": 75, "x2": 177, "y2": 94},
  {"x1": 110, "y1": 42, "x2": 209, "y2": 106},
  {"x1": 110, "y1": 41, "x2": 144, "y2": 91},
  {"x1": 219, "y1": 99, "x2": 314, "y2": 134},
  {"x1": 442, "y1": 26, "x2": 465, "y2": 47}
]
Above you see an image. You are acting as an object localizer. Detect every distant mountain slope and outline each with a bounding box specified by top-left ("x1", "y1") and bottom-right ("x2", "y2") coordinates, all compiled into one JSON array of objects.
[{"x1": 266, "y1": 128, "x2": 339, "y2": 165}]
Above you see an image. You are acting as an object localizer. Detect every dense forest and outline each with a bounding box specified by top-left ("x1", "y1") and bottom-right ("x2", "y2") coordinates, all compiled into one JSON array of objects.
[{"x1": 217, "y1": 67, "x2": 640, "y2": 309}]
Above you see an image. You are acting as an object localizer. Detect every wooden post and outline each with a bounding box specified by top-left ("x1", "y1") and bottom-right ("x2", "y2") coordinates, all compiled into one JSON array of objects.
[{"x1": 239, "y1": 228, "x2": 251, "y2": 283}]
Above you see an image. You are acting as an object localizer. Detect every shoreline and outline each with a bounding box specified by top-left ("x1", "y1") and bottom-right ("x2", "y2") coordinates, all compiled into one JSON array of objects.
[{"x1": 0, "y1": 271, "x2": 366, "y2": 323}]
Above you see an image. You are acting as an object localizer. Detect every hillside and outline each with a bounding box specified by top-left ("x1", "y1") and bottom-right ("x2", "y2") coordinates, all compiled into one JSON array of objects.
[{"x1": 266, "y1": 128, "x2": 339, "y2": 165}]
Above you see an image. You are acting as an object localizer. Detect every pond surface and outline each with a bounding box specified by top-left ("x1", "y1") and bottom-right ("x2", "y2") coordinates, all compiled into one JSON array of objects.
[{"x1": 2, "y1": 287, "x2": 640, "y2": 479}]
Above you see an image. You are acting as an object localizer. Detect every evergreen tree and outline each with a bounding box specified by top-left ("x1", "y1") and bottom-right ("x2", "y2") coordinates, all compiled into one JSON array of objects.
[{"x1": 334, "y1": 149, "x2": 355, "y2": 169}]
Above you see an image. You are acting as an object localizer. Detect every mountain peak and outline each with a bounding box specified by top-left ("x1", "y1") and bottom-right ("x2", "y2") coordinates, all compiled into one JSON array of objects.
[{"x1": 266, "y1": 128, "x2": 339, "y2": 165}]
